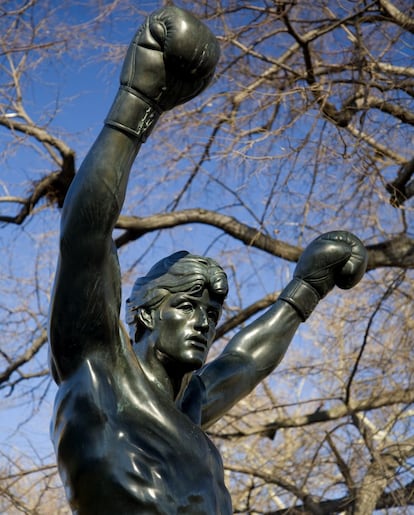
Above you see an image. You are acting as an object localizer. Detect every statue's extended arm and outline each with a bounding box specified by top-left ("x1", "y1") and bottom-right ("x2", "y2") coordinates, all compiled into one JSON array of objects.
[
  {"x1": 196, "y1": 231, "x2": 367, "y2": 428},
  {"x1": 48, "y1": 7, "x2": 220, "y2": 383}
]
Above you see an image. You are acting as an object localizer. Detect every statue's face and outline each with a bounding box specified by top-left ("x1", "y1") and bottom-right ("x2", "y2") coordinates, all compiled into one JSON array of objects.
[{"x1": 151, "y1": 288, "x2": 222, "y2": 371}]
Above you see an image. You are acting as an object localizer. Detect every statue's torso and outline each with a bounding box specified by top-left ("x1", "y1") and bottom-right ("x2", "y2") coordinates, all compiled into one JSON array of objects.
[{"x1": 51, "y1": 344, "x2": 232, "y2": 515}]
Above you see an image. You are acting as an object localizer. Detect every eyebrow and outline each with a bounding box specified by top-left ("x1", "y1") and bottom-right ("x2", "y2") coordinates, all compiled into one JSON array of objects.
[{"x1": 177, "y1": 292, "x2": 221, "y2": 308}]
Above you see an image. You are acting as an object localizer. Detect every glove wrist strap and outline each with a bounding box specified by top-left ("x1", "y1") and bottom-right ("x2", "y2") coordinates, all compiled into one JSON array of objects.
[
  {"x1": 279, "y1": 277, "x2": 320, "y2": 321},
  {"x1": 105, "y1": 86, "x2": 162, "y2": 142}
]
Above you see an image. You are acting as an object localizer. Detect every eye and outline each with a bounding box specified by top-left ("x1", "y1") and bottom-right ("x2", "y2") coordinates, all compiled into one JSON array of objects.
[
  {"x1": 176, "y1": 302, "x2": 194, "y2": 313},
  {"x1": 207, "y1": 309, "x2": 219, "y2": 324}
]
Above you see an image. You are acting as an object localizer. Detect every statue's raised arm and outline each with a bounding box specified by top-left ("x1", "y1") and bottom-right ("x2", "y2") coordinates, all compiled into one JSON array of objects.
[
  {"x1": 191, "y1": 230, "x2": 368, "y2": 428},
  {"x1": 48, "y1": 7, "x2": 220, "y2": 382}
]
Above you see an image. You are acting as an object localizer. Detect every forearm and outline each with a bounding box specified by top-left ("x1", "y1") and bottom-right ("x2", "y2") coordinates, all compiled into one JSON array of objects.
[
  {"x1": 61, "y1": 84, "x2": 163, "y2": 240},
  {"x1": 197, "y1": 298, "x2": 301, "y2": 428},
  {"x1": 222, "y1": 298, "x2": 301, "y2": 379},
  {"x1": 61, "y1": 126, "x2": 140, "y2": 244}
]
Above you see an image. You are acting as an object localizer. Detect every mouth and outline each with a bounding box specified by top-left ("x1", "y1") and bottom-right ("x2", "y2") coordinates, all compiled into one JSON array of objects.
[{"x1": 188, "y1": 335, "x2": 208, "y2": 351}]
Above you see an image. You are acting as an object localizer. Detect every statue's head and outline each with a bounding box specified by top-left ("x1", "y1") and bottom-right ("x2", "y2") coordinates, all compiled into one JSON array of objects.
[{"x1": 126, "y1": 251, "x2": 228, "y2": 344}]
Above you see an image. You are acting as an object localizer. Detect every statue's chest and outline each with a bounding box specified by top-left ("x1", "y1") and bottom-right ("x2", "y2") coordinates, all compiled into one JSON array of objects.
[{"x1": 52, "y1": 360, "x2": 232, "y2": 514}]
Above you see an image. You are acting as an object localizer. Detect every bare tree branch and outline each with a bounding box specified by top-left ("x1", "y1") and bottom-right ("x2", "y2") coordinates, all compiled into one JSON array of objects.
[
  {"x1": 0, "y1": 328, "x2": 47, "y2": 387},
  {"x1": 116, "y1": 211, "x2": 414, "y2": 270},
  {"x1": 211, "y1": 388, "x2": 414, "y2": 438},
  {"x1": 379, "y1": 0, "x2": 414, "y2": 33}
]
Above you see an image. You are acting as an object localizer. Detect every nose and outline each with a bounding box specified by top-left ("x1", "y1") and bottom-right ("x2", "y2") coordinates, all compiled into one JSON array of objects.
[{"x1": 194, "y1": 307, "x2": 209, "y2": 333}]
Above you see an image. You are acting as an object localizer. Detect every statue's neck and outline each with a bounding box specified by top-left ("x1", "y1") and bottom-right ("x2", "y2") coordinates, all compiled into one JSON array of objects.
[{"x1": 132, "y1": 337, "x2": 191, "y2": 401}]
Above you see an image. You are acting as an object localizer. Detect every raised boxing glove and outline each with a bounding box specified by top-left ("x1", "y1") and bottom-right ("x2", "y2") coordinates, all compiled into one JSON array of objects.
[
  {"x1": 280, "y1": 231, "x2": 367, "y2": 320},
  {"x1": 105, "y1": 6, "x2": 220, "y2": 141}
]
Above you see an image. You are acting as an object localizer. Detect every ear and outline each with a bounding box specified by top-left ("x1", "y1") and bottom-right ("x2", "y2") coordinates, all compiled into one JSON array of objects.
[{"x1": 137, "y1": 307, "x2": 155, "y2": 331}]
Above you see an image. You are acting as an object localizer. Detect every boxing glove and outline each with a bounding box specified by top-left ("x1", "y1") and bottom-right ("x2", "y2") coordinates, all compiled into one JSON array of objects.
[
  {"x1": 105, "y1": 6, "x2": 220, "y2": 141},
  {"x1": 280, "y1": 231, "x2": 367, "y2": 320}
]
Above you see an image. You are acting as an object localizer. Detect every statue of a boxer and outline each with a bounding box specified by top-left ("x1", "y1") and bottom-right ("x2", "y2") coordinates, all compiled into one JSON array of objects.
[{"x1": 48, "y1": 6, "x2": 367, "y2": 514}]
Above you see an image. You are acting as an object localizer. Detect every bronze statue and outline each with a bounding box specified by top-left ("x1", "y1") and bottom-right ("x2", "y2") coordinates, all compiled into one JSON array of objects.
[{"x1": 48, "y1": 6, "x2": 368, "y2": 514}]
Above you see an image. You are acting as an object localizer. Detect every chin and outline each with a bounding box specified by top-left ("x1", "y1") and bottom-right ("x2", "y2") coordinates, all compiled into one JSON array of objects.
[{"x1": 180, "y1": 352, "x2": 206, "y2": 372}]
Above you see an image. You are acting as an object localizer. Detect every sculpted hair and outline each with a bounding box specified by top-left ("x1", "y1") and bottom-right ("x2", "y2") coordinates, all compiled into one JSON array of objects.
[{"x1": 126, "y1": 251, "x2": 228, "y2": 342}]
